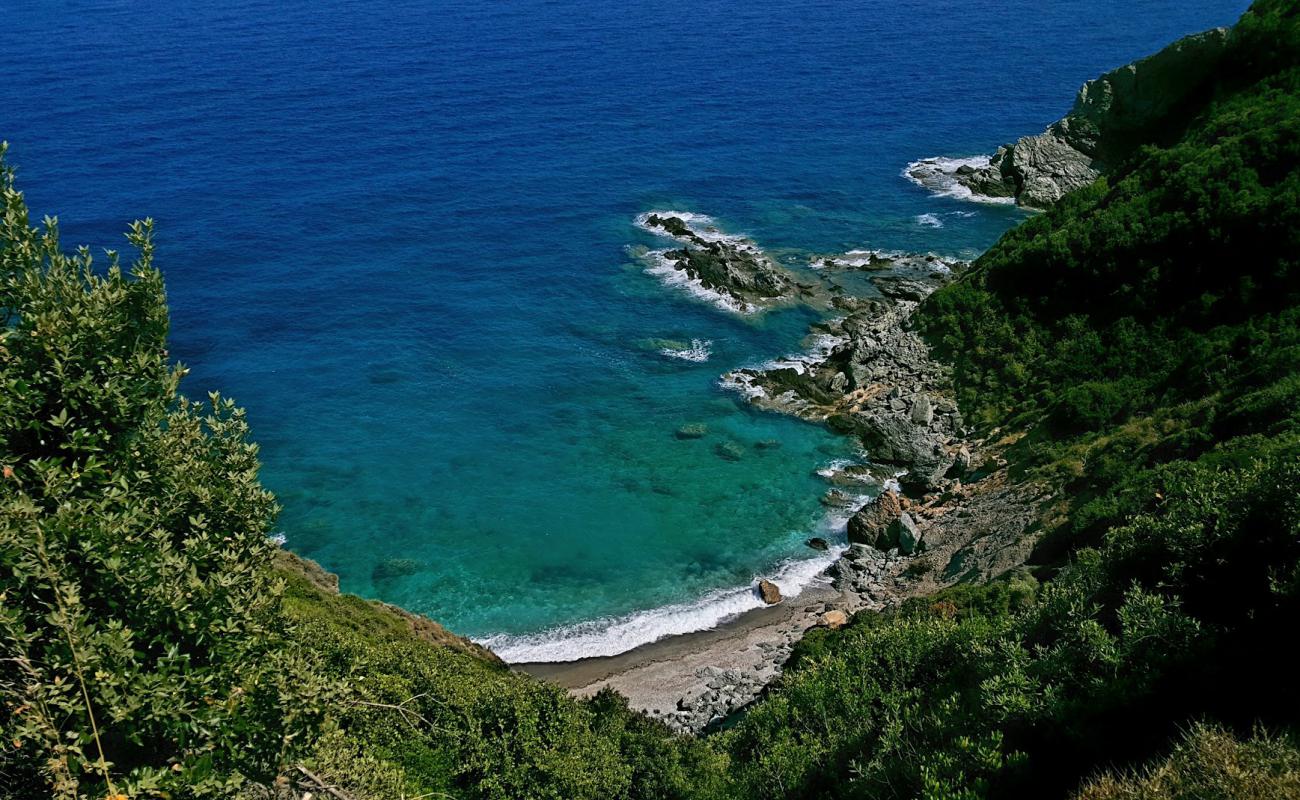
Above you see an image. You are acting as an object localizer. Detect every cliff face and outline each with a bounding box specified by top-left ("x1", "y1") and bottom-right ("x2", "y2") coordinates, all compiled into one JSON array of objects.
[{"x1": 913, "y1": 26, "x2": 1231, "y2": 208}]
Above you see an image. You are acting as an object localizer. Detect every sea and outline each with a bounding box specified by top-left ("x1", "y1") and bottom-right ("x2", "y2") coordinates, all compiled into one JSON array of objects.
[{"x1": 1, "y1": 0, "x2": 1249, "y2": 661}]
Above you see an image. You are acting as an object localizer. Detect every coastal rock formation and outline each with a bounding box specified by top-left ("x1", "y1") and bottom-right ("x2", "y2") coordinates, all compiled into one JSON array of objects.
[
  {"x1": 722, "y1": 255, "x2": 965, "y2": 491},
  {"x1": 908, "y1": 27, "x2": 1230, "y2": 208},
  {"x1": 638, "y1": 212, "x2": 820, "y2": 312}
]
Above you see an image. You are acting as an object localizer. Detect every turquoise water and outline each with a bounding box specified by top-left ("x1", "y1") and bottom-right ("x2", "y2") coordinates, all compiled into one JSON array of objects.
[{"x1": 1, "y1": 0, "x2": 1249, "y2": 660}]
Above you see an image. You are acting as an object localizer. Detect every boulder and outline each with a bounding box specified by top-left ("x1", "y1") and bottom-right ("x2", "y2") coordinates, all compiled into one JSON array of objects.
[
  {"x1": 910, "y1": 394, "x2": 934, "y2": 426},
  {"x1": 849, "y1": 411, "x2": 955, "y2": 491},
  {"x1": 821, "y1": 610, "x2": 849, "y2": 629},
  {"x1": 757, "y1": 579, "x2": 782, "y2": 605},
  {"x1": 847, "y1": 490, "x2": 902, "y2": 546},
  {"x1": 892, "y1": 513, "x2": 924, "y2": 555},
  {"x1": 805, "y1": 537, "x2": 830, "y2": 551}
]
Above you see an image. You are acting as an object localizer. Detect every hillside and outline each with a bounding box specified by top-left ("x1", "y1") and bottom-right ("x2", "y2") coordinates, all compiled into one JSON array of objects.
[{"x1": 3, "y1": 1, "x2": 1299, "y2": 798}]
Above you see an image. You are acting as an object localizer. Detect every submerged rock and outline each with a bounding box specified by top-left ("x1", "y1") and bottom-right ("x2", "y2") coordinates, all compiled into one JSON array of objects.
[
  {"x1": 805, "y1": 537, "x2": 830, "y2": 551},
  {"x1": 675, "y1": 423, "x2": 708, "y2": 440},
  {"x1": 372, "y1": 558, "x2": 421, "y2": 582},
  {"x1": 757, "y1": 579, "x2": 782, "y2": 605},
  {"x1": 714, "y1": 440, "x2": 745, "y2": 462}
]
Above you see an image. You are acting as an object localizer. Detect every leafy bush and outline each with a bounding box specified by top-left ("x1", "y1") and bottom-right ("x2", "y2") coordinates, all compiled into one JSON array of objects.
[{"x1": 0, "y1": 147, "x2": 325, "y2": 798}]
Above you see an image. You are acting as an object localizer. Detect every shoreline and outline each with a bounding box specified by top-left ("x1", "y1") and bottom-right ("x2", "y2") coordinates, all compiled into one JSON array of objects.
[
  {"x1": 513, "y1": 571, "x2": 876, "y2": 730},
  {"x1": 504, "y1": 214, "x2": 960, "y2": 731},
  {"x1": 508, "y1": 212, "x2": 1038, "y2": 732}
]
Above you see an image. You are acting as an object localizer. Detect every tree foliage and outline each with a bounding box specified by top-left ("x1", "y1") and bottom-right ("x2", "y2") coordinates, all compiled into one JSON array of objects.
[{"x1": 0, "y1": 145, "x2": 325, "y2": 798}]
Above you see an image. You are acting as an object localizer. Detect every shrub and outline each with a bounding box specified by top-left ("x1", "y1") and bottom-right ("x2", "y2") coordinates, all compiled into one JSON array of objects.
[{"x1": 0, "y1": 148, "x2": 324, "y2": 798}]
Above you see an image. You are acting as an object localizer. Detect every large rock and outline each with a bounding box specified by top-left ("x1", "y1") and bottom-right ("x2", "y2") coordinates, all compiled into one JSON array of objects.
[
  {"x1": 847, "y1": 490, "x2": 902, "y2": 546},
  {"x1": 821, "y1": 610, "x2": 849, "y2": 629},
  {"x1": 757, "y1": 579, "x2": 782, "y2": 605},
  {"x1": 892, "y1": 513, "x2": 923, "y2": 555},
  {"x1": 848, "y1": 410, "x2": 954, "y2": 491}
]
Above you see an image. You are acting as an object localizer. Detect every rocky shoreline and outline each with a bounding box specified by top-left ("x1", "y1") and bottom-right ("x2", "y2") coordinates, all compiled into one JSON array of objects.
[
  {"x1": 906, "y1": 27, "x2": 1230, "y2": 208},
  {"x1": 521, "y1": 223, "x2": 1046, "y2": 734}
]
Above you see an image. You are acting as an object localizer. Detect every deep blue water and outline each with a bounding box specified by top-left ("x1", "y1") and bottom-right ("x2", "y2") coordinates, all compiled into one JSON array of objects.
[{"x1": 2, "y1": 0, "x2": 1249, "y2": 660}]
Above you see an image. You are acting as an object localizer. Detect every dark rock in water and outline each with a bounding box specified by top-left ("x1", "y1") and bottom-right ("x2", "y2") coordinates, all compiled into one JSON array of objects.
[
  {"x1": 805, "y1": 537, "x2": 830, "y2": 551},
  {"x1": 754, "y1": 439, "x2": 783, "y2": 450},
  {"x1": 847, "y1": 490, "x2": 902, "y2": 547},
  {"x1": 820, "y1": 489, "x2": 855, "y2": 508},
  {"x1": 372, "y1": 558, "x2": 421, "y2": 582},
  {"x1": 641, "y1": 213, "x2": 815, "y2": 310},
  {"x1": 714, "y1": 440, "x2": 745, "y2": 462},
  {"x1": 757, "y1": 579, "x2": 782, "y2": 604},
  {"x1": 675, "y1": 423, "x2": 708, "y2": 440}
]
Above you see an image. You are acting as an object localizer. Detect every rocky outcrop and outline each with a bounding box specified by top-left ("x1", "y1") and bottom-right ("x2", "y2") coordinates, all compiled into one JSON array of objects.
[
  {"x1": 757, "y1": 579, "x2": 782, "y2": 604},
  {"x1": 909, "y1": 27, "x2": 1230, "y2": 208},
  {"x1": 722, "y1": 257, "x2": 965, "y2": 491},
  {"x1": 638, "y1": 213, "x2": 822, "y2": 311}
]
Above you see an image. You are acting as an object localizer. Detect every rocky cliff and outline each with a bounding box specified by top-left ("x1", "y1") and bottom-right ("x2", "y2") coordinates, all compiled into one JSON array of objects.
[{"x1": 908, "y1": 26, "x2": 1230, "y2": 208}]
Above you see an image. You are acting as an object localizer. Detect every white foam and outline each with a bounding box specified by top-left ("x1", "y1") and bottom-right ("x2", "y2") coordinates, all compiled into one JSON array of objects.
[
  {"x1": 903, "y1": 156, "x2": 1017, "y2": 205},
  {"x1": 268, "y1": 532, "x2": 287, "y2": 546},
  {"x1": 815, "y1": 458, "x2": 857, "y2": 480},
  {"x1": 916, "y1": 213, "x2": 943, "y2": 228},
  {"x1": 635, "y1": 209, "x2": 756, "y2": 249},
  {"x1": 758, "y1": 332, "x2": 847, "y2": 376},
  {"x1": 717, "y1": 370, "x2": 768, "y2": 400},
  {"x1": 660, "y1": 338, "x2": 713, "y2": 362},
  {"x1": 480, "y1": 510, "x2": 857, "y2": 663}
]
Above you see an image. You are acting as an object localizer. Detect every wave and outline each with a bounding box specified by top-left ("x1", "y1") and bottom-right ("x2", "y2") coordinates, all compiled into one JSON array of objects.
[
  {"x1": 903, "y1": 156, "x2": 1016, "y2": 205},
  {"x1": 660, "y1": 338, "x2": 713, "y2": 362},
  {"x1": 479, "y1": 508, "x2": 858, "y2": 663},
  {"x1": 915, "y1": 213, "x2": 943, "y2": 228}
]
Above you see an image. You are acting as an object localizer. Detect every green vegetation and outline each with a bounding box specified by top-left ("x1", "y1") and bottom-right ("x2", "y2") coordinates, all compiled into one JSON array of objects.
[
  {"x1": 1073, "y1": 724, "x2": 1300, "y2": 800},
  {"x1": 3, "y1": 1, "x2": 1299, "y2": 798},
  {"x1": 0, "y1": 145, "x2": 325, "y2": 797}
]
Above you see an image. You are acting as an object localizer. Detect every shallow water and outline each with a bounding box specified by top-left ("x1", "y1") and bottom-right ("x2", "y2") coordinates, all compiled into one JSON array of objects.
[{"x1": 2, "y1": 0, "x2": 1248, "y2": 659}]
